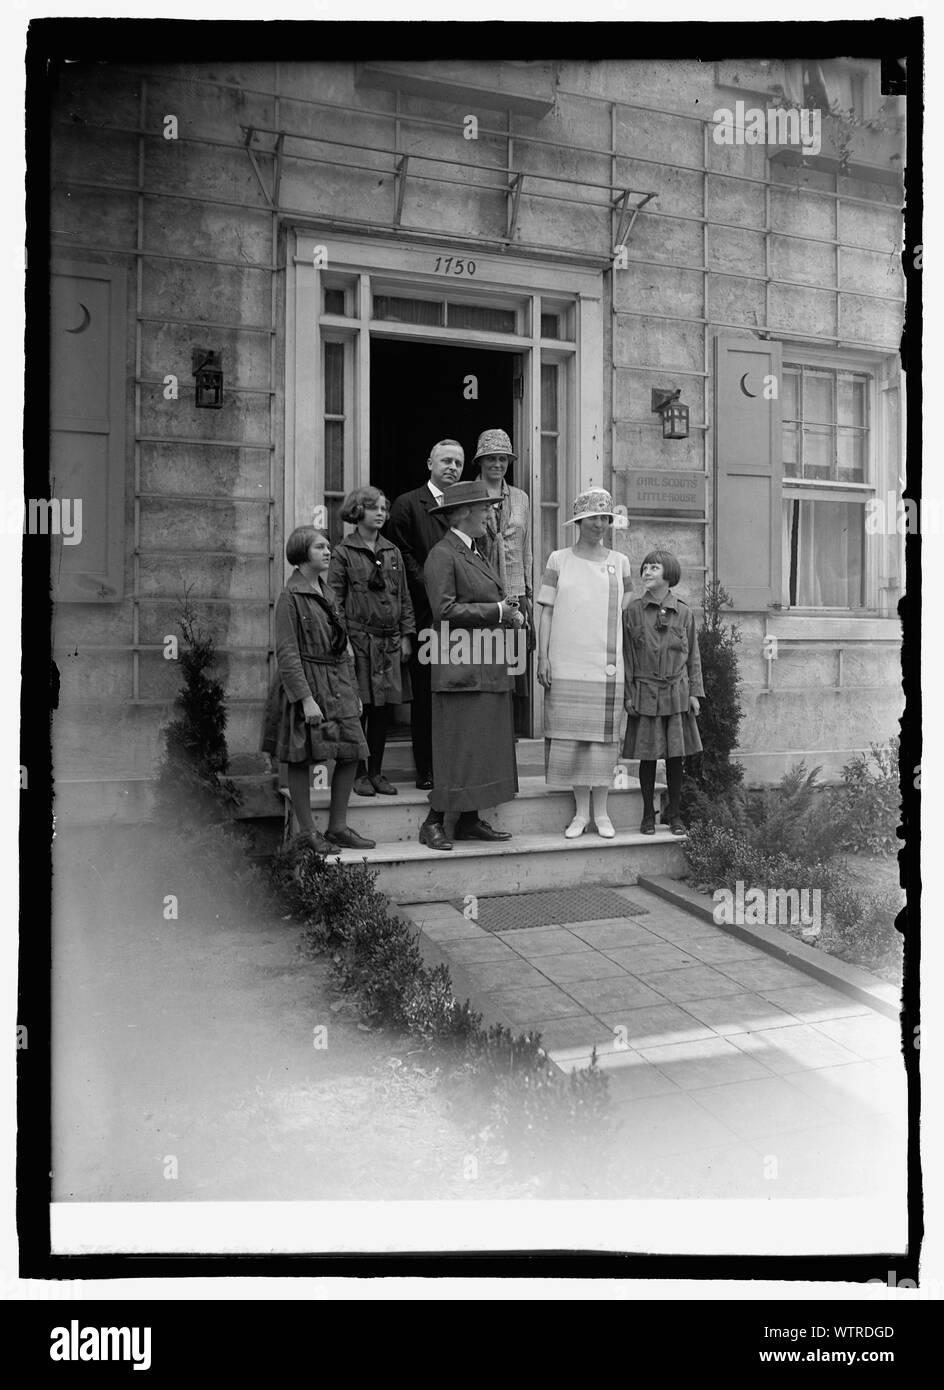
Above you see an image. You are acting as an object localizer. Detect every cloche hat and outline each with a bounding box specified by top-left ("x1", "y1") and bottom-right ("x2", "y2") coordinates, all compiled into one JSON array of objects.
[
  {"x1": 472, "y1": 428, "x2": 517, "y2": 462},
  {"x1": 563, "y1": 488, "x2": 616, "y2": 524}
]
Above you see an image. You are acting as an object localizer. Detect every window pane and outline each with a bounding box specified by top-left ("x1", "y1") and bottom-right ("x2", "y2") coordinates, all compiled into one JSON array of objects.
[
  {"x1": 541, "y1": 507, "x2": 559, "y2": 568},
  {"x1": 541, "y1": 435, "x2": 558, "y2": 503},
  {"x1": 324, "y1": 341, "x2": 344, "y2": 417},
  {"x1": 793, "y1": 499, "x2": 864, "y2": 608},
  {"x1": 782, "y1": 367, "x2": 800, "y2": 421},
  {"x1": 837, "y1": 428, "x2": 866, "y2": 482},
  {"x1": 448, "y1": 303, "x2": 516, "y2": 333},
  {"x1": 325, "y1": 420, "x2": 344, "y2": 492},
  {"x1": 838, "y1": 372, "x2": 868, "y2": 428},
  {"x1": 541, "y1": 313, "x2": 560, "y2": 339},
  {"x1": 541, "y1": 363, "x2": 558, "y2": 430},
  {"x1": 782, "y1": 424, "x2": 800, "y2": 473},
  {"x1": 324, "y1": 288, "x2": 346, "y2": 316},
  {"x1": 803, "y1": 426, "x2": 833, "y2": 479},
  {"x1": 805, "y1": 370, "x2": 835, "y2": 425},
  {"x1": 373, "y1": 295, "x2": 443, "y2": 327}
]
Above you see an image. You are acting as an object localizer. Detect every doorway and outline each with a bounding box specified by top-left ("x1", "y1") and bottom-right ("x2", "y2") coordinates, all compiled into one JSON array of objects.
[
  {"x1": 369, "y1": 337, "x2": 532, "y2": 737},
  {"x1": 370, "y1": 339, "x2": 521, "y2": 498}
]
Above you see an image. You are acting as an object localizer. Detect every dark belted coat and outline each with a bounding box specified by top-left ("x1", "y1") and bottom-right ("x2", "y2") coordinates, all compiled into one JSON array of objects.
[
  {"x1": 326, "y1": 532, "x2": 415, "y2": 706},
  {"x1": 260, "y1": 569, "x2": 369, "y2": 765}
]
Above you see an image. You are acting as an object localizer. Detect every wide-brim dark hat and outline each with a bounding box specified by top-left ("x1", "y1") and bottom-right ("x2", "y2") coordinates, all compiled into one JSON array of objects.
[{"x1": 428, "y1": 480, "x2": 499, "y2": 515}]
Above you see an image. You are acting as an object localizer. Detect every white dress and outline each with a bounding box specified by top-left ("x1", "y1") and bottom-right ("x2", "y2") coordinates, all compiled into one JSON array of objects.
[{"x1": 537, "y1": 547, "x2": 632, "y2": 786}]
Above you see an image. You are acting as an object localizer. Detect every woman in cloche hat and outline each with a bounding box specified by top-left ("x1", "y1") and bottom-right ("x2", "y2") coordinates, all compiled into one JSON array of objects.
[{"x1": 536, "y1": 489, "x2": 633, "y2": 838}]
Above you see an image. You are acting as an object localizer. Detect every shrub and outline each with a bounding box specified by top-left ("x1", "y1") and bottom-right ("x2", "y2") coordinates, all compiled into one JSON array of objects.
[
  {"x1": 834, "y1": 739, "x2": 901, "y2": 856},
  {"x1": 744, "y1": 762, "x2": 847, "y2": 865},
  {"x1": 684, "y1": 579, "x2": 745, "y2": 805},
  {"x1": 684, "y1": 821, "x2": 838, "y2": 898},
  {"x1": 153, "y1": 593, "x2": 241, "y2": 826},
  {"x1": 821, "y1": 886, "x2": 903, "y2": 978}
]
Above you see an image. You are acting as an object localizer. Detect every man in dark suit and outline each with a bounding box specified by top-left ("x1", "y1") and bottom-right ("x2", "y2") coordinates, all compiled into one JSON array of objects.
[
  {"x1": 418, "y1": 481, "x2": 525, "y2": 851},
  {"x1": 386, "y1": 439, "x2": 464, "y2": 788}
]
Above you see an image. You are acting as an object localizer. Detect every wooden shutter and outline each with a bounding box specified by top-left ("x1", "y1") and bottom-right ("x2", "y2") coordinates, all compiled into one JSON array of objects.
[
  {"x1": 713, "y1": 334, "x2": 783, "y2": 610},
  {"x1": 50, "y1": 261, "x2": 127, "y2": 601}
]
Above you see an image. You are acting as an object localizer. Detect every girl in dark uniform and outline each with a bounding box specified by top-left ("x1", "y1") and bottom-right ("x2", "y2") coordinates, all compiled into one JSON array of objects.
[
  {"x1": 327, "y1": 487, "x2": 415, "y2": 797},
  {"x1": 263, "y1": 526, "x2": 376, "y2": 851},
  {"x1": 622, "y1": 549, "x2": 704, "y2": 837}
]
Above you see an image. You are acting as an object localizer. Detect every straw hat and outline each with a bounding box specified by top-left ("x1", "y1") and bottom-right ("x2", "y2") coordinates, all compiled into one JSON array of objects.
[
  {"x1": 563, "y1": 488, "x2": 616, "y2": 524},
  {"x1": 472, "y1": 428, "x2": 517, "y2": 462}
]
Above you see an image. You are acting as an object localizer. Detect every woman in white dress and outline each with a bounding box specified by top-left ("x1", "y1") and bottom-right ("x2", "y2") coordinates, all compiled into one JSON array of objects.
[{"x1": 536, "y1": 490, "x2": 633, "y2": 838}]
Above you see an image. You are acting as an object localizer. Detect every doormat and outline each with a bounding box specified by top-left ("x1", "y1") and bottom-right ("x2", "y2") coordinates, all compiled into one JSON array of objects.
[{"x1": 451, "y1": 885, "x2": 649, "y2": 934}]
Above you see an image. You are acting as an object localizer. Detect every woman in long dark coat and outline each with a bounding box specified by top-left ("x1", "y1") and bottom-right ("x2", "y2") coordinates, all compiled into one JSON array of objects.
[
  {"x1": 327, "y1": 486, "x2": 415, "y2": 797},
  {"x1": 418, "y1": 480, "x2": 524, "y2": 851},
  {"x1": 261, "y1": 526, "x2": 375, "y2": 851}
]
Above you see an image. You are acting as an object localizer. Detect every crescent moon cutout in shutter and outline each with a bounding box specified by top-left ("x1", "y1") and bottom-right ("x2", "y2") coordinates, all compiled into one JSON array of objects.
[
  {"x1": 739, "y1": 372, "x2": 756, "y2": 397},
  {"x1": 65, "y1": 302, "x2": 91, "y2": 333}
]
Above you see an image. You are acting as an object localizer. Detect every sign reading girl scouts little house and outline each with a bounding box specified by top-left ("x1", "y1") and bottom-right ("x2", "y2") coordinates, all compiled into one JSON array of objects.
[{"x1": 623, "y1": 470, "x2": 707, "y2": 517}]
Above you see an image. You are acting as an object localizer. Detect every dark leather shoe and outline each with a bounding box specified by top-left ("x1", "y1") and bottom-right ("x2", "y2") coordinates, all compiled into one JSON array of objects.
[
  {"x1": 370, "y1": 775, "x2": 398, "y2": 795},
  {"x1": 419, "y1": 822, "x2": 452, "y2": 851},
  {"x1": 667, "y1": 818, "x2": 687, "y2": 837},
  {"x1": 353, "y1": 775, "x2": 376, "y2": 797},
  {"x1": 455, "y1": 818, "x2": 511, "y2": 842},
  {"x1": 291, "y1": 829, "x2": 331, "y2": 854},
  {"x1": 415, "y1": 776, "x2": 433, "y2": 790},
  {"x1": 640, "y1": 815, "x2": 656, "y2": 835},
  {"x1": 325, "y1": 827, "x2": 376, "y2": 850}
]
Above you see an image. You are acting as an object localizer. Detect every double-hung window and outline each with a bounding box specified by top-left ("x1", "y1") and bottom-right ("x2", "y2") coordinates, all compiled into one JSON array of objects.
[{"x1": 781, "y1": 361, "x2": 871, "y2": 610}]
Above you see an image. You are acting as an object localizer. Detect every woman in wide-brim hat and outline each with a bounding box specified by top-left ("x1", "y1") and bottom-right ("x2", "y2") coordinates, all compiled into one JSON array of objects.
[
  {"x1": 417, "y1": 480, "x2": 524, "y2": 850},
  {"x1": 536, "y1": 489, "x2": 633, "y2": 839}
]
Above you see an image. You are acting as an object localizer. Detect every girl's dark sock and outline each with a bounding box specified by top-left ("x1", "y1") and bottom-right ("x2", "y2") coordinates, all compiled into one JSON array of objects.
[
  {"x1": 365, "y1": 704, "x2": 390, "y2": 776},
  {"x1": 287, "y1": 761, "x2": 314, "y2": 832},
  {"x1": 665, "y1": 756, "x2": 683, "y2": 819},
  {"x1": 329, "y1": 757, "x2": 358, "y2": 830},
  {"x1": 638, "y1": 760, "x2": 656, "y2": 818}
]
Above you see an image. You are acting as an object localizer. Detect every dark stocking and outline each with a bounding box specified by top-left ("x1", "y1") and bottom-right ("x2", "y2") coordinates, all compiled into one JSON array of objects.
[
  {"x1": 665, "y1": 756, "x2": 684, "y2": 820},
  {"x1": 328, "y1": 758, "x2": 358, "y2": 833},
  {"x1": 359, "y1": 704, "x2": 390, "y2": 778},
  {"x1": 638, "y1": 760, "x2": 656, "y2": 818},
  {"x1": 287, "y1": 762, "x2": 314, "y2": 833}
]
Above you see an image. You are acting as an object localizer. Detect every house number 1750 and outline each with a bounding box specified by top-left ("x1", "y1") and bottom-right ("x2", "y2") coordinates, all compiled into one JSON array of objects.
[{"x1": 433, "y1": 256, "x2": 476, "y2": 276}]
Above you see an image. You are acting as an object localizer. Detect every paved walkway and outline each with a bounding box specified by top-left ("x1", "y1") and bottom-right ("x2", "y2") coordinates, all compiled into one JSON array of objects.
[{"x1": 404, "y1": 884, "x2": 907, "y2": 1201}]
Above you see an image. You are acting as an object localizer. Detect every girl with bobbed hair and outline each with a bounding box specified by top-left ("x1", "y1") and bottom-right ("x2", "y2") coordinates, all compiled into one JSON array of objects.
[
  {"x1": 261, "y1": 525, "x2": 375, "y2": 851},
  {"x1": 622, "y1": 548, "x2": 704, "y2": 837},
  {"x1": 327, "y1": 487, "x2": 415, "y2": 796}
]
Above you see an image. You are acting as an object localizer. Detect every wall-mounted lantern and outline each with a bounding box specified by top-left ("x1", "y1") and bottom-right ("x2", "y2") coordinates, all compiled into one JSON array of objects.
[
  {"x1": 651, "y1": 387, "x2": 689, "y2": 440},
  {"x1": 192, "y1": 349, "x2": 223, "y2": 409}
]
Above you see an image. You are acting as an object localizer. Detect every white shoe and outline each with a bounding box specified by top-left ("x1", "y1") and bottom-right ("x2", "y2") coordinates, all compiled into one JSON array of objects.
[
  {"x1": 595, "y1": 814, "x2": 616, "y2": 839},
  {"x1": 564, "y1": 815, "x2": 589, "y2": 839}
]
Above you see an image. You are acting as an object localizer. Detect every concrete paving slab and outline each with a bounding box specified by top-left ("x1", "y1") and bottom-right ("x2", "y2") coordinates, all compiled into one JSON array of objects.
[
  {"x1": 565, "y1": 975, "x2": 668, "y2": 1014},
  {"x1": 468, "y1": 958, "x2": 550, "y2": 992},
  {"x1": 679, "y1": 990, "x2": 802, "y2": 1036},
  {"x1": 740, "y1": 1120, "x2": 906, "y2": 1198},
  {"x1": 525, "y1": 1014, "x2": 614, "y2": 1051},
  {"x1": 565, "y1": 920, "x2": 662, "y2": 949},
  {"x1": 688, "y1": 1075, "x2": 836, "y2": 1139},
  {"x1": 715, "y1": 958, "x2": 812, "y2": 990},
  {"x1": 638, "y1": 1036, "x2": 775, "y2": 1089},
  {"x1": 811, "y1": 1013, "x2": 903, "y2": 1060},
  {"x1": 780, "y1": 1060, "x2": 908, "y2": 1130},
  {"x1": 594, "y1": 1002, "x2": 718, "y2": 1048},
  {"x1": 498, "y1": 926, "x2": 594, "y2": 958},
  {"x1": 437, "y1": 935, "x2": 519, "y2": 965},
  {"x1": 532, "y1": 951, "x2": 629, "y2": 985},
  {"x1": 728, "y1": 1022, "x2": 864, "y2": 1074},
  {"x1": 757, "y1": 982, "x2": 875, "y2": 1023},
  {"x1": 636, "y1": 964, "x2": 747, "y2": 1002},
  {"x1": 485, "y1": 983, "x2": 590, "y2": 1024},
  {"x1": 601, "y1": 943, "x2": 699, "y2": 973},
  {"x1": 607, "y1": 1090, "x2": 744, "y2": 1157},
  {"x1": 679, "y1": 936, "x2": 770, "y2": 966}
]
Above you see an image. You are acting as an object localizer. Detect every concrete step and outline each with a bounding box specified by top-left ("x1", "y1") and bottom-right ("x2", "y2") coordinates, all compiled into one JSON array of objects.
[
  {"x1": 320, "y1": 828, "x2": 687, "y2": 903},
  {"x1": 301, "y1": 774, "x2": 666, "y2": 841}
]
